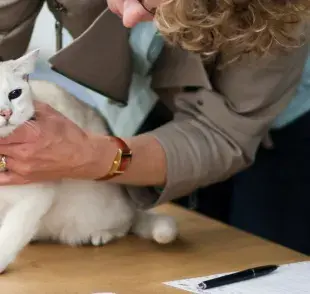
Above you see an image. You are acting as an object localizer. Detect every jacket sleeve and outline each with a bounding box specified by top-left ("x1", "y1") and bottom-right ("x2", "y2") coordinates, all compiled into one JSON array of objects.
[
  {"x1": 144, "y1": 43, "x2": 309, "y2": 206},
  {"x1": 0, "y1": 0, "x2": 43, "y2": 60}
]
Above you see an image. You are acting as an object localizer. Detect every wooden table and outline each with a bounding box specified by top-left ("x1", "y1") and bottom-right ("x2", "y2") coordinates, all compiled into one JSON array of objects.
[{"x1": 0, "y1": 204, "x2": 307, "y2": 293}]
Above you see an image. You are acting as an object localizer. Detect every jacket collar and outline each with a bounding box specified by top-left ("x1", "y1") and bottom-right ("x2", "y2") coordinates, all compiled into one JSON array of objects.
[
  {"x1": 49, "y1": 9, "x2": 210, "y2": 105},
  {"x1": 49, "y1": 9, "x2": 132, "y2": 105}
]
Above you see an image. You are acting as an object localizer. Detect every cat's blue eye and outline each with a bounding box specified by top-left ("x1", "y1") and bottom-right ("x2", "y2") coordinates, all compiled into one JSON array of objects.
[{"x1": 8, "y1": 89, "x2": 22, "y2": 100}]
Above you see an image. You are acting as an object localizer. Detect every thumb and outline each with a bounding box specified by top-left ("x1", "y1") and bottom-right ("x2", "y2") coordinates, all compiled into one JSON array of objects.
[
  {"x1": 122, "y1": 0, "x2": 151, "y2": 27},
  {"x1": 34, "y1": 100, "x2": 61, "y2": 121},
  {"x1": 0, "y1": 122, "x2": 40, "y2": 145},
  {"x1": 34, "y1": 101, "x2": 54, "y2": 115}
]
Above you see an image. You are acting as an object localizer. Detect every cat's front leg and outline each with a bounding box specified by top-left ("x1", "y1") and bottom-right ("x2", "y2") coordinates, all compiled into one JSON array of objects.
[{"x1": 0, "y1": 187, "x2": 55, "y2": 273}]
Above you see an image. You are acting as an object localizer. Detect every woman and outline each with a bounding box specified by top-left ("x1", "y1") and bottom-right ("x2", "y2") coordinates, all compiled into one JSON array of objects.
[{"x1": 0, "y1": 0, "x2": 309, "y2": 253}]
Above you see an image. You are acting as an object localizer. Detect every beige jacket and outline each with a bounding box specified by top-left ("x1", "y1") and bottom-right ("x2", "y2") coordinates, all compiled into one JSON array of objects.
[{"x1": 1, "y1": 0, "x2": 309, "y2": 208}]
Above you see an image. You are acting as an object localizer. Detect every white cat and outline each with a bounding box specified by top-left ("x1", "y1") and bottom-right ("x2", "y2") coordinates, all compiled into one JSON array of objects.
[{"x1": 0, "y1": 50, "x2": 178, "y2": 273}]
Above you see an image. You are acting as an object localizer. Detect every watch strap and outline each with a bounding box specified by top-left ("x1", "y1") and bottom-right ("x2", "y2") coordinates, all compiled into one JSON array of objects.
[{"x1": 100, "y1": 136, "x2": 132, "y2": 180}]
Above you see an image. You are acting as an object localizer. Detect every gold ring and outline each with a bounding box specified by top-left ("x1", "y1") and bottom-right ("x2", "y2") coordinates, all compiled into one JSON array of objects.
[{"x1": 0, "y1": 156, "x2": 7, "y2": 172}]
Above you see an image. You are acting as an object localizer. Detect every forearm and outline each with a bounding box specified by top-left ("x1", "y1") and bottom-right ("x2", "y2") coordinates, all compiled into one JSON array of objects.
[{"x1": 109, "y1": 134, "x2": 167, "y2": 186}]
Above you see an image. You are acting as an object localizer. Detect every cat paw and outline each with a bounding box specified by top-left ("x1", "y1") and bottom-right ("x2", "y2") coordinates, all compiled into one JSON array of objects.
[
  {"x1": 90, "y1": 231, "x2": 114, "y2": 246},
  {"x1": 0, "y1": 254, "x2": 14, "y2": 274}
]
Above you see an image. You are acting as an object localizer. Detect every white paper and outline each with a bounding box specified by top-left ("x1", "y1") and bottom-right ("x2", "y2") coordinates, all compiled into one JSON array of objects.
[{"x1": 164, "y1": 261, "x2": 310, "y2": 293}]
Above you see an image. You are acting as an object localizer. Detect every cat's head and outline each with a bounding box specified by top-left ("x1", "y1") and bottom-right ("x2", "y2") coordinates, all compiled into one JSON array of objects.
[{"x1": 0, "y1": 49, "x2": 39, "y2": 137}]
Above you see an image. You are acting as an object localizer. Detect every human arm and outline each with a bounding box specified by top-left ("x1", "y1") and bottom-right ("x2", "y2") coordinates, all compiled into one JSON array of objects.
[
  {"x1": 0, "y1": 42, "x2": 307, "y2": 209},
  {"x1": 112, "y1": 42, "x2": 309, "y2": 206}
]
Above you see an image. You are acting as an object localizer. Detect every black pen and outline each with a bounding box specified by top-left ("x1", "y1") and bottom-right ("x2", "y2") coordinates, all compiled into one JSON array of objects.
[{"x1": 197, "y1": 265, "x2": 278, "y2": 290}]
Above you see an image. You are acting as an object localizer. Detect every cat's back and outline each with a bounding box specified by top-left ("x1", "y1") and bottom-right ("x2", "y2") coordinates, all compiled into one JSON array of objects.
[{"x1": 29, "y1": 80, "x2": 109, "y2": 134}]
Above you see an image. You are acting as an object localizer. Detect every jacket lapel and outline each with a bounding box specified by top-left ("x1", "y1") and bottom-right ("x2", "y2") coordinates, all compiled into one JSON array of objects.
[
  {"x1": 48, "y1": 8, "x2": 211, "y2": 107},
  {"x1": 49, "y1": 8, "x2": 132, "y2": 105}
]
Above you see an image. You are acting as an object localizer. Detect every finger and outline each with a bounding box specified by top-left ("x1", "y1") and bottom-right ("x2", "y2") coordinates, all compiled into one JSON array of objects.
[
  {"x1": 114, "y1": 10, "x2": 122, "y2": 18},
  {"x1": 123, "y1": 0, "x2": 151, "y2": 28},
  {"x1": 0, "y1": 155, "x2": 26, "y2": 174},
  {"x1": 4, "y1": 156, "x2": 25, "y2": 174},
  {"x1": 0, "y1": 123, "x2": 40, "y2": 145},
  {"x1": 107, "y1": 0, "x2": 123, "y2": 16},
  {"x1": 33, "y1": 100, "x2": 50, "y2": 111},
  {"x1": 33, "y1": 101, "x2": 56, "y2": 118},
  {"x1": 0, "y1": 126, "x2": 30, "y2": 144},
  {"x1": 0, "y1": 171, "x2": 27, "y2": 186}
]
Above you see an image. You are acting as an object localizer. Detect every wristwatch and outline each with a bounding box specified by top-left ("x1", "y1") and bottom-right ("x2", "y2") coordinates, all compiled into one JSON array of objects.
[{"x1": 101, "y1": 136, "x2": 132, "y2": 180}]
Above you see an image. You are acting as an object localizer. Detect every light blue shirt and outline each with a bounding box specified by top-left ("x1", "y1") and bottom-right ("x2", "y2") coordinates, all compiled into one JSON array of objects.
[
  {"x1": 272, "y1": 53, "x2": 310, "y2": 128},
  {"x1": 92, "y1": 22, "x2": 165, "y2": 137}
]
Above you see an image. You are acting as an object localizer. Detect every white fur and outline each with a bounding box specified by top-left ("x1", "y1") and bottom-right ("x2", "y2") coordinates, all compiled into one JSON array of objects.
[{"x1": 0, "y1": 50, "x2": 178, "y2": 273}]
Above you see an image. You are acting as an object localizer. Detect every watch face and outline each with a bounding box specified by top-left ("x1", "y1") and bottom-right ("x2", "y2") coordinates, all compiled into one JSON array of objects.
[
  {"x1": 101, "y1": 137, "x2": 132, "y2": 180},
  {"x1": 117, "y1": 149, "x2": 132, "y2": 174}
]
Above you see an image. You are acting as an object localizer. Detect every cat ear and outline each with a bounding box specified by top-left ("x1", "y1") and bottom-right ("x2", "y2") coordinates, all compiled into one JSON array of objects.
[{"x1": 11, "y1": 49, "x2": 40, "y2": 76}]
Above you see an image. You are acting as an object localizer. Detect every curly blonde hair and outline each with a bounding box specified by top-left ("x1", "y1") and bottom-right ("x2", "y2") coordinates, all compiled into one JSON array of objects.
[{"x1": 155, "y1": 0, "x2": 310, "y2": 64}]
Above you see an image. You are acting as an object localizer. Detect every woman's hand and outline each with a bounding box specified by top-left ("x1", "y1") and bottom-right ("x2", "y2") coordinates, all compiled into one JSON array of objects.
[
  {"x1": 107, "y1": 0, "x2": 155, "y2": 28},
  {"x1": 0, "y1": 102, "x2": 117, "y2": 185}
]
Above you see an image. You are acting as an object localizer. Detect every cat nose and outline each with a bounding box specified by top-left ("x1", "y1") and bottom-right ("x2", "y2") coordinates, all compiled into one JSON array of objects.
[{"x1": 0, "y1": 109, "x2": 13, "y2": 120}]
